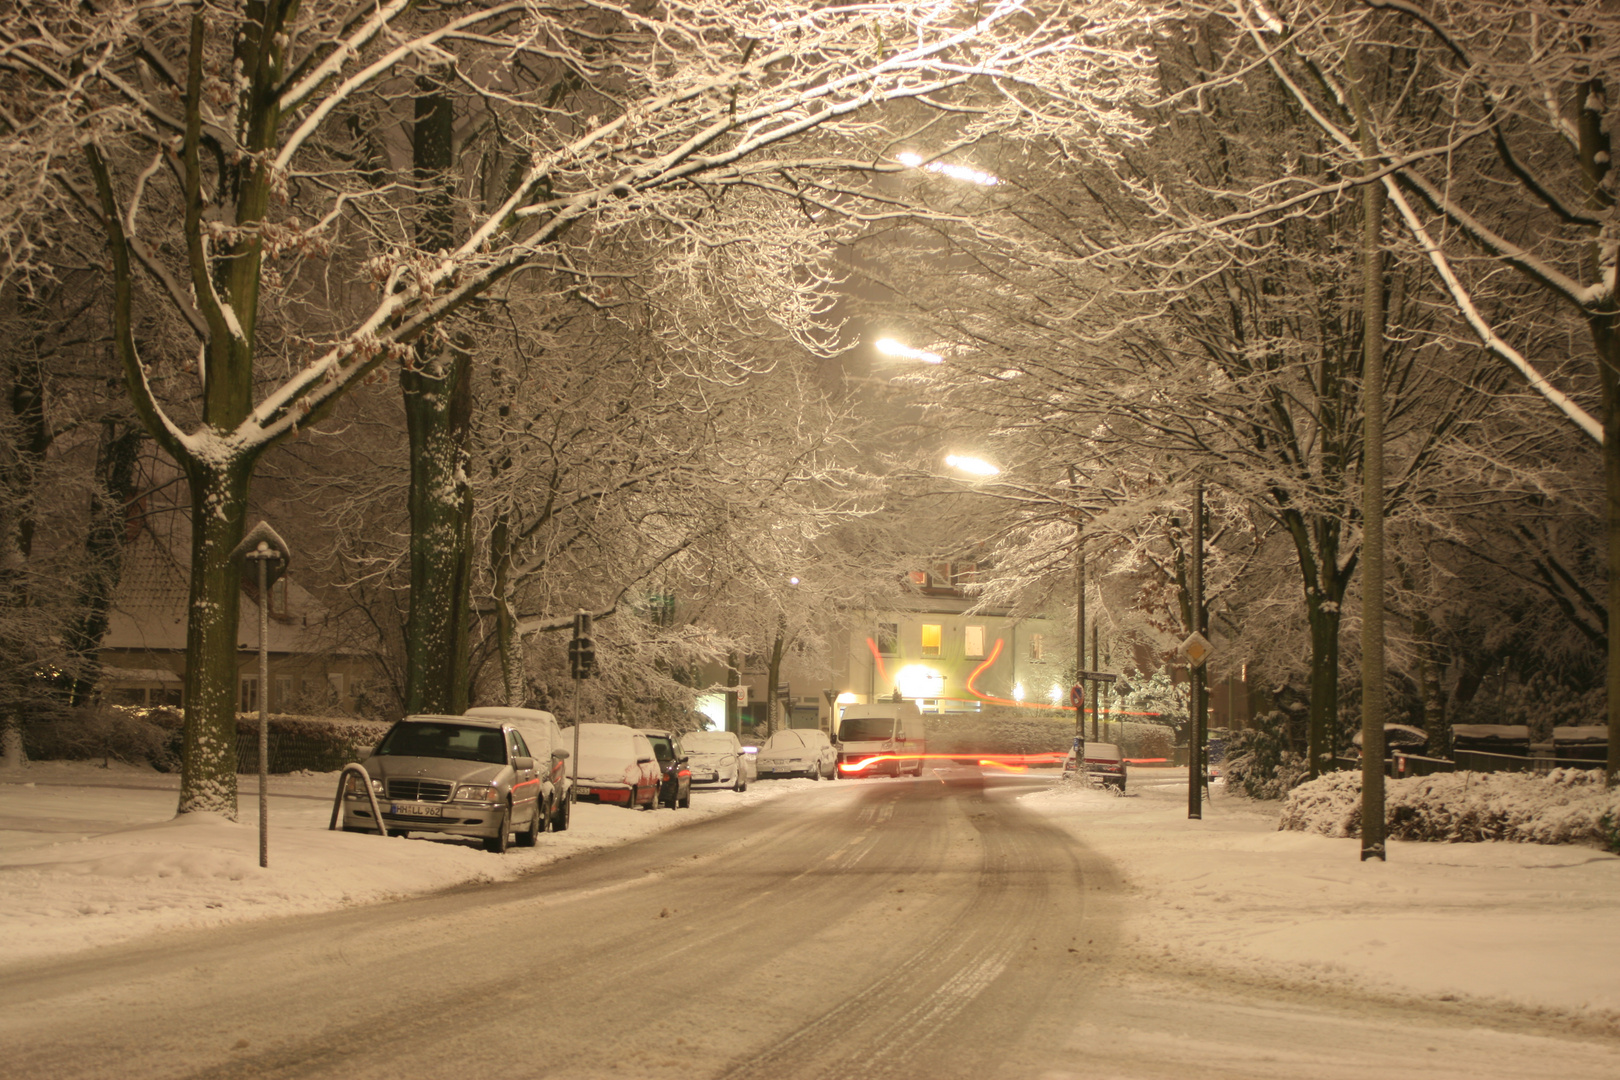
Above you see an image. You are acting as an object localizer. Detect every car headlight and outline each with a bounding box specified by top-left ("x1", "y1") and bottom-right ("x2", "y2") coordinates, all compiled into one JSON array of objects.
[
  {"x1": 345, "y1": 775, "x2": 384, "y2": 797},
  {"x1": 454, "y1": 784, "x2": 499, "y2": 803}
]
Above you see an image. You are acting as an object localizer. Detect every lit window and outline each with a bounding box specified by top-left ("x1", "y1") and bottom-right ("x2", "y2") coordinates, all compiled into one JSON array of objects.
[
  {"x1": 921, "y1": 624, "x2": 942, "y2": 657},
  {"x1": 964, "y1": 625, "x2": 985, "y2": 659},
  {"x1": 1030, "y1": 634, "x2": 1045, "y2": 661}
]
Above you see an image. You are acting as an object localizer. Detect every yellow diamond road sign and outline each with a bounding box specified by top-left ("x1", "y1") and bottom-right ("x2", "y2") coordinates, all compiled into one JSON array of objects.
[{"x1": 1181, "y1": 631, "x2": 1213, "y2": 668}]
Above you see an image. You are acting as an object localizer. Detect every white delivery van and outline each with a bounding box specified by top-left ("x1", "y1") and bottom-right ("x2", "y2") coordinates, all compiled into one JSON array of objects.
[{"x1": 835, "y1": 700, "x2": 926, "y2": 777}]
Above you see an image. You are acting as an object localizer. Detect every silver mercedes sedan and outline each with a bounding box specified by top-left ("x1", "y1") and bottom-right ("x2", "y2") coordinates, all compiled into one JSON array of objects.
[{"x1": 341, "y1": 715, "x2": 544, "y2": 853}]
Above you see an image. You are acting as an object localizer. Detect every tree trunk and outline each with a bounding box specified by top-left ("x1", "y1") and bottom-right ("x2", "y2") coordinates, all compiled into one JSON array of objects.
[
  {"x1": 402, "y1": 74, "x2": 474, "y2": 716},
  {"x1": 176, "y1": 457, "x2": 252, "y2": 816},
  {"x1": 490, "y1": 513, "x2": 526, "y2": 708},
  {"x1": 64, "y1": 421, "x2": 144, "y2": 705},
  {"x1": 402, "y1": 353, "x2": 475, "y2": 714},
  {"x1": 1305, "y1": 597, "x2": 1342, "y2": 778},
  {"x1": 765, "y1": 626, "x2": 786, "y2": 737}
]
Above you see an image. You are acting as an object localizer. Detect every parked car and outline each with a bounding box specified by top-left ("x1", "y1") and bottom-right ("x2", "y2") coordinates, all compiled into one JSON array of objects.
[
  {"x1": 638, "y1": 728, "x2": 691, "y2": 809},
  {"x1": 464, "y1": 706, "x2": 573, "y2": 831},
  {"x1": 683, "y1": 729, "x2": 755, "y2": 790},
  {"x1": 570, "y1": 723, "x2": 661, "y2": 809},
  {"x1": 754, "y1": 727, "x2": 837, "y2": 780},
  {"x1": 1082, "y1": 741, "x2": 1127, "y2": 790},
  {"x1": 341, "y1": 715, "x2": 544, "y2": 853}
]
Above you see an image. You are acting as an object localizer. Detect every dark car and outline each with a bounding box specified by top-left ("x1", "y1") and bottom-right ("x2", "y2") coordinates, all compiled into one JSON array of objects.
[
  {"x1": 1085, "y1": 742, "x2": 1127, "y2": 789},
  {"x1": 639, "y1": 728, "x2": 691, "y2": 809}
]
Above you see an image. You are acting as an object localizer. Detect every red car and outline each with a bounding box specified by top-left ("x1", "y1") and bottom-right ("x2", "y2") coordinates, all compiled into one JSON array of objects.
[{"x1": 570, "y1": 723, "x2": 662, "y2": 808}]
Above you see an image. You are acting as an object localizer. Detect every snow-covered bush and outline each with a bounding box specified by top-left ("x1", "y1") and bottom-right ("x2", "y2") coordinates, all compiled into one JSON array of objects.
[
  {"x1": 1221, "y1": 711, "x2": 1308, "y2": 799},
  {"x1": 1278, "y1": 768, "x2": 1620, "y2": 850},
  {"x1": 23, "y1": 705, "x2": 181, "y2": 771}
]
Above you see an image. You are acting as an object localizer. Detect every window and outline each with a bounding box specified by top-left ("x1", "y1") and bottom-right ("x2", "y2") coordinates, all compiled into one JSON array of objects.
[
  {"x1": 239, "y1": 677, "x2": 258, "y2": 713},
  {"x1": 275, "y1": 676, "x2": 293, "y2": 712},
  {"x1": 964, "y1": 625, "x2": 986, "y2": 659},
  {"x1": 876, "y1": 622, "x2": 898, "y2": 655},
  {"x1": 327, "y1": 673, "x2": 344, "y2": 701},
  {"x1": 921, "y1": 624, "x2": 941, "y2": 657},
  {"x1": 1029, "y1": 634, "x2": 1045, "y2": 662}
]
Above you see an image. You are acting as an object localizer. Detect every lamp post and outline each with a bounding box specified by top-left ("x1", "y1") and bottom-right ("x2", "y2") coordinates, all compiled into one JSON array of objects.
[{"x1": 230, "y1": 522, "x2": 290, "y2": 869}]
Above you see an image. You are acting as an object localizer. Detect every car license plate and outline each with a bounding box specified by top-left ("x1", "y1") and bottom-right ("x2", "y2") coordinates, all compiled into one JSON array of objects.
[{"x1": 391, "y1": 803, "x2": 442, "y2": 818}]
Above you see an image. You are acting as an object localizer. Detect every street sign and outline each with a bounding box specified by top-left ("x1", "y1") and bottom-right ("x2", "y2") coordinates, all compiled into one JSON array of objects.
[
  {"x1": 1069, "y1": 683, "x2": 1084, "y2": 708},
  {"x1": 1076, "y1": 671, "x2": 1118, "y2": 683},
  {"x1": 1180, "y1": 630, "x2": 1213, "y2": 668}
]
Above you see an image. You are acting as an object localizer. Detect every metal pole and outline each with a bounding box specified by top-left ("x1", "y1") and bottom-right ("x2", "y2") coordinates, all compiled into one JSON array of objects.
[
  {"x1": 1188, "y1": 481, "x2": 1204, "y2": 821},
  {"x1": 1091, "y1": 623, "x2": 1100, "y2": 741},
  {"x1": 256, "y1": 550, "x2": 269, "y2": 868}
]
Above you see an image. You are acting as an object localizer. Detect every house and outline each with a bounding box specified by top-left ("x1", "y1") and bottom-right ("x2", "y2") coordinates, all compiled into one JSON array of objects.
[{"x1": 99, "y1": 520, "x2": 384, "y2": 715}]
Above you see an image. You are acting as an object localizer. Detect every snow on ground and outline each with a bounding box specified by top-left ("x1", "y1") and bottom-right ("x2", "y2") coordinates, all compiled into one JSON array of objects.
[
  {"x1": 4, "y1": 759, "x2": 1619, "y2": 1029},
  {"x1": 0, "y1": 760, "x2": 798, "y2": 966},
  {"x1": 1020, "y1": 767, "x2": 1620, "y2": 1022}
]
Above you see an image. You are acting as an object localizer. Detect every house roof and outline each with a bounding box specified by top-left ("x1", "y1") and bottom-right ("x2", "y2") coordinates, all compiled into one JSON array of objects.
[{"x1": 102, "y1": 523, "x2": 349, "y2": 656}]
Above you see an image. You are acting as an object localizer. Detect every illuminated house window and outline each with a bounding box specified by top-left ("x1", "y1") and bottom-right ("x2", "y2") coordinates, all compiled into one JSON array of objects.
[
  {"x1": 1029, "y1": 633, "x2": 1045, "y2": 661},
  {"x1": 921, "y1": 624, "x2": 942, "y2": 657},
  {"x1": 964, "y1": 625, "x2": 986, "y2": 659}
]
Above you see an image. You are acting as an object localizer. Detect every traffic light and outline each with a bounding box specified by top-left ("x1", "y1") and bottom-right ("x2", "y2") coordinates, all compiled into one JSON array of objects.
[
  {"x1": 569, "y1": 612, "x2": 596, "y2": 678},
  {"x1": 568, "y1": 636, "x2": 596, "y2": 678}
]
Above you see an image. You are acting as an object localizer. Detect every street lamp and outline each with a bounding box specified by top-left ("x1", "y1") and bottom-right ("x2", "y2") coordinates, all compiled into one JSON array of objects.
[
  {"x1": 945, "y1": 453, "x2": 1000, "y2": 477},
  {"x1": 875, "y1": 337, "x2": 944, "y2": 364},
  {"x1": 896, "y1": 151, "x2": 1001, "y2": 187}
]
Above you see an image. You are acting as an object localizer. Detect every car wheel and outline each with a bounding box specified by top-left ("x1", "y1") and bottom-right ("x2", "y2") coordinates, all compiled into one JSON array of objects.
[
  {"x1": 483, "y1": 808, "x2": 511, "y2": 854},
  {"x1": 808, "y1": 764, "x2": 821, "y2": 781},
  {"x1": 515, "y1": 803, "x2": 540, "y2": 847},
  {"x1": 553, "y1": 796, "x2": 571, "y2": 832}
]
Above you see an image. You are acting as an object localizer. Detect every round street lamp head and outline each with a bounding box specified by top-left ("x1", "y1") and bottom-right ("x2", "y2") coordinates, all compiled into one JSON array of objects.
[
  {"x1": 946, "y1": 453, "x2": 1000, "y2": 477},
  {"x1": 874, "y1": 337, "x2": 943, "y2": 364}
]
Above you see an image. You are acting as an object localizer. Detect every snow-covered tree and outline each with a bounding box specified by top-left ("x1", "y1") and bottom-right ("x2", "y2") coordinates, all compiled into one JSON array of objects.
[{"x1": 7, "y1": 0, "x2": 1154, "y2": 815}]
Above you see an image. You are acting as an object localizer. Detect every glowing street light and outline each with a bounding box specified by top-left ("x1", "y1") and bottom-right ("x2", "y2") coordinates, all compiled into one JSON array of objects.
[
  {"x1": 946, "y1": 453, "x2": 1000, "y2": 477},
  {"x1": 875, "y1": 337, "x2": 943, "y2": 364},
  {"x1": 897, "y1": 151, "x2": 1001, "y2": 187}
]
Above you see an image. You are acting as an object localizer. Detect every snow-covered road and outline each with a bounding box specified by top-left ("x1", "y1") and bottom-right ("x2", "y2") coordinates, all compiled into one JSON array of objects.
[{"x1": 3, "y1": 763, "x2": 1619, "y2": 1078}]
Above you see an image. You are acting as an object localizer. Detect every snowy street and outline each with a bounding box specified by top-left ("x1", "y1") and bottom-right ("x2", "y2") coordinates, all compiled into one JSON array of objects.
[{"x1": 3, "y1": 763, "x2": 1619, "y2": 1078}]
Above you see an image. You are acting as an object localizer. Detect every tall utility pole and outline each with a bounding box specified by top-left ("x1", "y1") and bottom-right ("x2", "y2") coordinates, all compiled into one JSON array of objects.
[
  {"x1": 1356, "y1": 57, "x2": 1389, "y2": 861},
  {"x1": 1188, "y1": 481, "x2": 1206, "y2": 820},
  {"x1": 1069, "y1": 465, "x2": 1086, "y2": 742}
]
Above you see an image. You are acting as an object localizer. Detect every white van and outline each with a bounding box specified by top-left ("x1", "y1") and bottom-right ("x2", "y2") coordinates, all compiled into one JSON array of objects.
[{"x1": 836, "y1": 700, "x2": 926, "y2": 777}]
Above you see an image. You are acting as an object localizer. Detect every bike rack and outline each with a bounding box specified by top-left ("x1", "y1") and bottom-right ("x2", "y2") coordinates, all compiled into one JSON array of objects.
[{"x1": 328, "y1": 762, "x2": 389, "y2": 837}]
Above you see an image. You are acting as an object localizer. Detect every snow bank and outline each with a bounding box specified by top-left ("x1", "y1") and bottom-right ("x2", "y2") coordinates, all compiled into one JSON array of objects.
[{"x1": 1280, "y1": 768, "x2": 1620, "y2": 848}]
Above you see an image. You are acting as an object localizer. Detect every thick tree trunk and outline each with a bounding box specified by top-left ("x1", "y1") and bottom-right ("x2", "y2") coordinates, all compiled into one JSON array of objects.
[
  {"x1": 1305, "y1": 598, "x2": 1342, "y2": 778},
  {"x1": 402, "y1": 354, "x2": 475, "y2": 715},
  {"x1": 176, "y1": 458, "x2": 252, "y2": 816},
  {"x1": 401, "y1": 75, "x2": 474, "y2": 716}
]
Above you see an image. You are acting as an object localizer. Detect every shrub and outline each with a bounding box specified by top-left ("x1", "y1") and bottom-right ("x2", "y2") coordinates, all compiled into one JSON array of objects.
[
  {"x1": 1279, "y1": 768, "x2": 1620, "y2": 849},
  {"x1": 24, "y1": 705, "x2": 182, "y2": 770},
  {"x1": 1222, "y1": 711, "x2": 1308, "y2": 799}
]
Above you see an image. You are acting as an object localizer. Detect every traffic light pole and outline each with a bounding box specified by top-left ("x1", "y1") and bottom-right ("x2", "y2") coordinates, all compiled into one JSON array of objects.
[{"x1": 567, "y1": 611, "x2": 596, "y2": 805}]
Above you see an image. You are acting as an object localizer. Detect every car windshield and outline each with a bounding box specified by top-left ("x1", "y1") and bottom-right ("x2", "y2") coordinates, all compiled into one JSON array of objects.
[
  {"x1": 764, "y1": 731, "x2": 805, "y2": 751},
  {"x1": 683, "y1": 732, "x2": 733, "y2": 753},
  {"x1": 377, "y1": 722, "x2": 508, "y2": 764},
  {"x1": 1086, "y1": 743, "x2": 1122, "y2": 760},
  {"x1": 838, "y1": 716, "x2": 896, "y2": 742}
]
